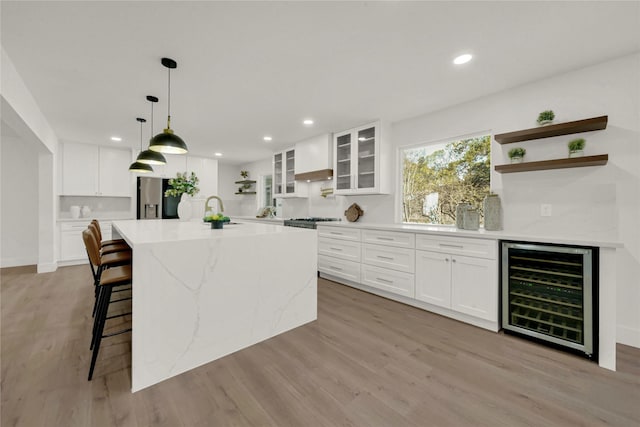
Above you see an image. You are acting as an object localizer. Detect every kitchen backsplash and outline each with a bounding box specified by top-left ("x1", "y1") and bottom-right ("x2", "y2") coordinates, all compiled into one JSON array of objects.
[{"x1": 59, "y1": 196, "x2": 133, "y2": 218}]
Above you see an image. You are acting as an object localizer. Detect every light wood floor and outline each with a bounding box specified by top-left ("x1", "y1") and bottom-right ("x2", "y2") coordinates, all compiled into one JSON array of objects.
[{"x1": 2, "y1": 265, "x2": 639, "y2": 427}]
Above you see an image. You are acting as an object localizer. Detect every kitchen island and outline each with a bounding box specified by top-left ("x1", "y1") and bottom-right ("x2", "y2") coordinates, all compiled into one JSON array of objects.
[{"x1": 112, "y1": 219, "x2": 317, "y2": 392}]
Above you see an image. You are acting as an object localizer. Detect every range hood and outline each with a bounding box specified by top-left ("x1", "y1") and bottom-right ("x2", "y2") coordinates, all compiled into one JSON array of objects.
[{"x1": 294, "y1": 133, "x2": 333, "y2": 182}]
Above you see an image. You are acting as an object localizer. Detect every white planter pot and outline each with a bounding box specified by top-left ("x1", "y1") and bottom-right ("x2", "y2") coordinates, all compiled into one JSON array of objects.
[{"x1": 177, "y1": 194, "x2": 192, "y2": 221}]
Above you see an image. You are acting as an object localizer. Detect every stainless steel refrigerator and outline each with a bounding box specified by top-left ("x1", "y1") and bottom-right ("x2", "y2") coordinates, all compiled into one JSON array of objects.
[{"x1": 137, "y1": 177, "x2": 179, "y2": 219}]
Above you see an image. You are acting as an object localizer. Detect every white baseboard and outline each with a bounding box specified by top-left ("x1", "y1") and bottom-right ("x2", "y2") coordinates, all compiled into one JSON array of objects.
[
  {"x1": 37, "y1": 262, "x2": 58, "y2": 273},
  {"x1": 0, "y1": 257, "x2": 38, "y2": 268},
  {"x1": 617, "y1": 325, "x2": 640, "y2": 348}
]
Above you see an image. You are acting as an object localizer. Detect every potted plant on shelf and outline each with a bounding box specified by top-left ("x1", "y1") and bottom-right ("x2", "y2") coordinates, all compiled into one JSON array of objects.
[
  {"x1": 568, "y1": 138, "x2": 586, "y2": 158},
  {"x1": 240, "y1": 170, "x2": 249, "y2": 180},
  {"x1": 508, "y1": 147, "x2": 526, "y2": 163},
  {"x1": 537, "y1": 110, "x2": 555, "y2": 126},
  {"x1": 165, "y1": 172, "x2": 200, "y2": 220}
]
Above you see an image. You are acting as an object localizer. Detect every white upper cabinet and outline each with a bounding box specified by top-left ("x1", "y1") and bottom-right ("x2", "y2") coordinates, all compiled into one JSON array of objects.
[
  {"x1": 186, "y1": 156, "x2": 218, "y2": 199},
  {"x1": 61, "y1": 142, "x2": 132, "y2": 197},
  {"x1": 294, "y1": 133, "x2": 333, "y2": 181},
  {"x1": 98, "y1": 147, "x2": 132, "y2": 197},
  {"x1": 333, "y1": 121, "x2": 390, "y2": 195},
  {"x1": 273, "y1": 148, "x2": 307, "y2": 198}
]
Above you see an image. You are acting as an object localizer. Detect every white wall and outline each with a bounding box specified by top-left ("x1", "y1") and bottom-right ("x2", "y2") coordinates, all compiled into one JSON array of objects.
[
  {"x1": 392, "y1": 53, "x2": 640, "y2": 347},
  {"x1": 0, "y1": 135, "x2": 39, "y2": 267}
]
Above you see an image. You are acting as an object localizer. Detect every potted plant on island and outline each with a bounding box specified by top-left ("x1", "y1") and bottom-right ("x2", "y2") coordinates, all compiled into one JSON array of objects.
[
  {"x1": 537, "y1": 110, "x2": 555, "y2": 126},
  {"x1": 508, "y1": 147, "x2": 526, "y2": 163},
  {"x1": 203, "y1": 213, "x2": 230, "y2": 229},
  {"x1": 165, "y1": 172, "x2": 200, "y2": 220},
  {"x1": 568, "y1": 138, "x2": 586, "y2": 158}
]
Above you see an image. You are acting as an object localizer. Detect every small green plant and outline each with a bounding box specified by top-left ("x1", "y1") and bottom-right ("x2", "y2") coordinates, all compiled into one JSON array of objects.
[
  {"x1": 508, "y1": 147, "x2": 526, "y2": 158},
  {"x1": 240, "y1": 170, "x2": 249, "y2": 179},
  {"x1": 568, "y1": 138, "x2": 586, "y2": 152},
  {"x1": 537, "y1": 110, "x2": 555, "y2": 124},
  {"x1": 164, "y1": 172, "x2": 200, "y2": 197}
]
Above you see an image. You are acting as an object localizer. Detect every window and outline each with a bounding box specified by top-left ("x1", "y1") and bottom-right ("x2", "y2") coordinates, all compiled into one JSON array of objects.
[{"x1": 402, "y1": 134, "x2": 490, "y2": 225}]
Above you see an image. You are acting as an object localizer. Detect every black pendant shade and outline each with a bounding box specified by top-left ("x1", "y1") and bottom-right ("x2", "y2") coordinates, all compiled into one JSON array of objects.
[
  {"x1": 129, "y1": 117, "x2": 153, "y2": 173},
  {"x1": 137, "y1": 96, "x2": 167, "y2": 165},
  {"x1": 128, "y1": 161, "x2": 154, "y2": 173},
  {"x1": 149, "y1": 57, "x2": 188, "y2": 154}
]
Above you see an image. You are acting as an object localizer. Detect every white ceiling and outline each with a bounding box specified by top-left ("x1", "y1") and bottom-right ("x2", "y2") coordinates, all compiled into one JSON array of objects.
[{"x1": 2, "y1": 1, "x2": 639, "y2": 164}]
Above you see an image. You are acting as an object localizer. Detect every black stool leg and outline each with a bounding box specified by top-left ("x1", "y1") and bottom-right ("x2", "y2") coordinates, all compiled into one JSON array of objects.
[{"x1": 88, "y1": 284, "x2": 112, "y2": 381}]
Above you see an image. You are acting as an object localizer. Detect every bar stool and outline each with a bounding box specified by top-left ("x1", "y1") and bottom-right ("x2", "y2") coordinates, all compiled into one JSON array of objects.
[
  {"x1": 90, "y1": 220, "x2": 130, "y2": 254},
  {"x1": 88, "y1": 222, "x2": 129, "y2": 255},
  {"x1": 82, "y1": 229, "x2": 132, "y2": 380},
  {"x1": 83, "y1": 228, "x2": 132, "y2": 316}
]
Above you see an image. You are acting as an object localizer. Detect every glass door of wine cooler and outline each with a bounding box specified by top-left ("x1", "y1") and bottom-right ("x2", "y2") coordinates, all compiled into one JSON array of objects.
[{"x1": 501, "y1": 242, "x2": 595, "y2": 358}]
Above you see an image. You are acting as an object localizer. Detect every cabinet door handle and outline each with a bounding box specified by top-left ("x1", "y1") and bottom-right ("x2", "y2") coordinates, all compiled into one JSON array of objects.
[
  {"x1": 440, "y1": 243, "x2": 463, "y2": 249},
  {"x1": 329, "y1": 265, "x2": 343, "y2": 271},
  {"x1": 329, "y1": 231, "x2": 343, "y2": 235},
  {"x1": 445, "y1": 258, "x2": 450, "y2": 262},
  {"x1": 376, "y1": 255, "x2": 394, "y2": 260},
  {"x1": 376, "y1": 237, "x2": 394, "y2": 241},
  {"x1": 330, "y1": 247, "x2": 343, "y2": 251},
  {"x1": 376, "y1": 277, "x2": 393, "y2": 284},
  {"x1": 452, "y1": 258, "x2": 456, "y2": 263}
]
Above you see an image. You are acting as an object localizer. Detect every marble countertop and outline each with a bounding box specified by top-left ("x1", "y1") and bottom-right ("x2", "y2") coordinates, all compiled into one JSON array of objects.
[
  {"x1": 316, "y1": 222, "x2": 622, "y2": 248},
  {"x1": 232, "y1": 216, "x2": 284, "y2": 224},
  {"x1": 112, "y1": 218, "x2": 308, "y2": 247}
]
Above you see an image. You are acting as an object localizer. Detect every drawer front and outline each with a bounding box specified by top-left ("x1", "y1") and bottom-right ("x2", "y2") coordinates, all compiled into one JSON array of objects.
[
  {"x1": 318, "y1": 237, "x2": 361, "y2": 262},
  {"x1": 361, "y1": 264, "x2": 415, "y2": 298},
  {"x1": 318, "y1": 254, "x2": 361, "y2": 283},
  {"x1": 60, "y1": 221, "x2": 90, "y2": 232},
  {"x1": 362, "y1": 229, "x2": 415, "y2": 249},
  {"x1": 362, "y1": 243, "x2": 415, "y2": 273},
  {"x1": 415, "y1": 234, "x2": 496, "y2": 259},
  {"x1": 317, "y1": 226, "x2": 361, "y2": 242}
]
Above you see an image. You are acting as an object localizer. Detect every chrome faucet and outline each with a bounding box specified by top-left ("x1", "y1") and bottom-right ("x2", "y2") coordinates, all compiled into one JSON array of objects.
[{"x1": 204, "y1": 195, "x2": 224, "y2": 217}]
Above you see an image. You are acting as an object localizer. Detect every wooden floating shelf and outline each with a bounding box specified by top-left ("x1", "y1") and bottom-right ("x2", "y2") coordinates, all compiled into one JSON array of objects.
[
  {"x1": 495, "y1": 154, "x2": 608, "y2": 174},
  {"x1": 234, "y1": 180, "x2": 256, "y2": 184},
  {"x1": 234, "y1": 191, "x2": 256, "y2": 195},
  {"x1": 495, "y1": 116, "x2": 608, "y2": 144}
]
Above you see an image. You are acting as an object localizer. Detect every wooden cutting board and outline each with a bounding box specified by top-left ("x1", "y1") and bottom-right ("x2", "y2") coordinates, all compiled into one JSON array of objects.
[{"x1": 344, "y1": 203, "x2": 364, "y2": 222}]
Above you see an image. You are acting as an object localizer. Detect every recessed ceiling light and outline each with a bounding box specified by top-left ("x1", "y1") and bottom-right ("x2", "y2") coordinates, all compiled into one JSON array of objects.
[
  {"x1": 453, "y1": 54, "x2": 473, "y2": 65},
  {"x1": 111, "y1": 136, "x2": 122, "y2": 142},
  {"x1": 263, "y1": 136, "x2": 272, "y2": 142},
  {"x1": 303, "y1": 119, "x2": 314, "y2": 125},
  {"x1": 214, "y1": 152, "x2": 222, "y2": 157}
]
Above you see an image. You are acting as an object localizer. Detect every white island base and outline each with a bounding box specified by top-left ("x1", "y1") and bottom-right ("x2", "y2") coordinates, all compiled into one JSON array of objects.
[{"x1": 112, "y1": 220, "x2": 317, "y2": 392}]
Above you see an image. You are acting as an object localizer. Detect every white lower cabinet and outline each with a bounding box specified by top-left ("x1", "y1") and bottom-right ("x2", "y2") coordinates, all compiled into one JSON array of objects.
[
  {"x1": 318, "y1": 254, "x2": 361, "y2": 283},
  {"x1": 59, "y1": 220, "x2": 114, "y2": 264},
  {"x1": 361, "y1": 264, "x2": 414, "y2": 298},
  {"x1": 415, "y1": 234, "x2": 498, "y2": 324},
  {"x1": 318, "y1": 225, "x2": 499, "y2": 331},
  {"x1": 450, "y1": 255, "x2": 497, "y2": 321},
  {"x1": 362, "y1": 243, "x2": 415, "y2": 273},
  {"x1": 415, "y1": 250, "x2": 451, "y2": 308}
]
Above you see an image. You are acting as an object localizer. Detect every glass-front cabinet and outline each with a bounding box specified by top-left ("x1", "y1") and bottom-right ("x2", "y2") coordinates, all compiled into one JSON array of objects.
[
  {"x1": 273, "y1": 152, "x2": 283, "y2": 196},
  {"x1": 333, "y1": 122, "x2": 388, "y2": 195},
  {"x1": 273, "y1": 148, "x2": 307, "y2": 198}
]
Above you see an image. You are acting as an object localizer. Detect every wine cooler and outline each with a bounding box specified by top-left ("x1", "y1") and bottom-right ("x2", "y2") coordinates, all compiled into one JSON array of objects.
[{"x1": 501, "y1": 241, "x2": 598, "y2": 360}]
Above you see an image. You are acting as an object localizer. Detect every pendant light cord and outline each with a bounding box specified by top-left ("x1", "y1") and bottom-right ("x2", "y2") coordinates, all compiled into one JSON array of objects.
[
  {"x1": 140, "y1": 121, "x2": 144, "y2": 153},
  {"x1": 150, "y1": 101, "x2": 154, "y2": 140},
  {"x1": 167, "y1": 67, "x2": 171, "y2": 129}
]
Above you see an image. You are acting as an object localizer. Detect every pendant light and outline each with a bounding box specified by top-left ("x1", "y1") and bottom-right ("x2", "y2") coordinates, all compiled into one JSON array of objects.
[
  {"x1": 149, "y1": 57, "x2": 188, "y2": 154},
  {"x1": 129, "y1": 118, "x2": 153, "y2": 173},
  {"x1": 136, "y1": 95, "x2": 167, "y2": 165}
]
